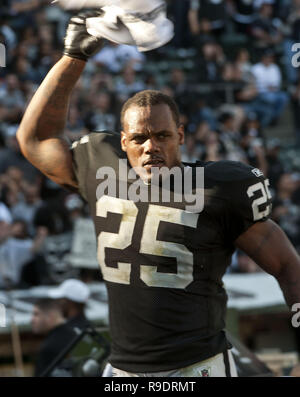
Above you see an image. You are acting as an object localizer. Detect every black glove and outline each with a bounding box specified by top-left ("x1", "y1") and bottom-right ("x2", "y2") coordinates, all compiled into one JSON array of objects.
[{"x1": 63, "y1": 11, "x2": 104, "y2": 61}]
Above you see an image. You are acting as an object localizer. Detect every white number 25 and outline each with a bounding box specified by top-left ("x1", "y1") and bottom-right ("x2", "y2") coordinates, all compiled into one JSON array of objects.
[
  {"x1": 247, "y1": 179, "x2": 272, "y2": 221},
  {"x1": 96, "y1": 196, "x2": 199, "y2": 289}
]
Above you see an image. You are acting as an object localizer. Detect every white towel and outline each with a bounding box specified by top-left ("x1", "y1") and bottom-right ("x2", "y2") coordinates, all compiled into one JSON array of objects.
[
  {"x1": 53, "y1": 0, "x2": 164, "y2": 14},
  {"x1": 116, "y1": 2, "x2": 174, "y2": 52},
  {"x1": 86, "y1": 5, "x2": 135, "y2": 47},
  {"x1": 53, "y1": 0, "x2": 174, "y2": 52},
  {"x1": 52, "y1": 0, "x2": 116, "y2": 10},
  {"x1": 117, "y1": 0, "x2": 167, "y2": 14}
]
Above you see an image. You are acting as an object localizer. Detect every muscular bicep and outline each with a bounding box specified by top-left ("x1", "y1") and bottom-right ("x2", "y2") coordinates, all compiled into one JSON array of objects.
[
  {"x1": 16, "y1": 57, "x2": 85, "y2": 191},
  {"x1": 19, "y1": 136, "x2": 78, "y2": 190},
  {"x1": 234, "y1": 219, "x2": 300, "y2": 278}
]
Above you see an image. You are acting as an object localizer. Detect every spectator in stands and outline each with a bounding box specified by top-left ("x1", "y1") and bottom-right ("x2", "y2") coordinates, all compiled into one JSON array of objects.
[
  {"x1": 10, "y1": 0, "x2": 45, "y2": 30},
  {"x1": 227, "y1": 0, "x2": 256, "y2": 34},
  {"x1": 233, "y1": 48, "x2": 253, "y2": 83},
  {"x1": 240, "y1": 115, "x2": 268, "y2": 176},
  {"x1": 283, "y1": 0, "x2": 300, "y2": 84},
  {"x1": 92, "y1": 42, "x2": 145, "y2": 74},
  {"x1": 234, "y1": 70, "x2": 274, "y2": 128},
  {"x1": 64, "y1": 193, "x2": 85, "y2": 225},
  {"x1": 212, "y1": 57, "x2": 263, "y2": 129},
  {"x1": 251, "y1": 50, "x2": 289, "y2": 126},
  {"x1": 0, "y1": 128, "x2": 40, "y2": 182},
  {"x1": 188, "y1": 0, "x2": 226, "y2": 40},
  {"x1": 166, "y1": 0, "x2": 191, "y2": 48},
  {"x1": 88, "y1": 72, "x2": 115, "y2": 96},
  {"x1": 1, "y1": 164, "x2": 23, "y2": 191},
  {"x1": 180, "y1": 132, "x2": 199, "y2": 163},
  {"x1": 84, "y1": 91, "x2": 117, "y2": 132},
  {"x1": 194, "y1": 39, "x2": 226, "y2": 110},
  {"x1": 114, "y1": 65, "x2": 146, "y2": 103},
  {"x1": 0, "y1": 11, "x2": 17, "y2": 65},
  {"x1": 265, "y1": 138, "x2": 285, "y2": 187},
  {"x1": 0, "y1": 74, "x2": 25, "y2": 125},
  {"x1": 0, "y1": 201, "x2": 12, "y2": 235},
  {"x1": 217, "y1": 61, "x2": 246, "y2": 130},
  {"x1": 204, "y1": 130, "x2": 224, "y2": 162},
  {"x1": 10, "y1": 39, "x2": 36, "y2": 70},
  {"x1": 32, "y1": 298, "x2": 76, "y2": 377},
  {"x1": 182, "y1": 121, "x2": 211, "y2": 162},
  {"x1": 11, "y1": 219, "x2": 30, "y2": 240},
  {"x1": 188, "y1": 95, "x2": 218, "y2": 131},
  {"x1": 49, "y1": 279, "x2": 91, "y2": 331},
  {"x1": 13, "y1": 56, "x2": 39, "y2": 84},
  {"x1": 272, "y1": 172, "x2": 300, "y2": 251},
  {"x1": 289, "y1": 73, "x2": 300, "y2": 146},
  {"x1": 11, "y1": 217, "x2": 50, "y2": 287},
  {"x1": 188, "y1": 14, "x2": 215, "y2": 50},
  {"x1": 167, "y1": 68, "x2": 192, "y2": 115},
  {"x1": 0, "y1": 167, "x2": 23, "y2": 213},
  {"x1": 144, "y1": 73, "x2": 159, "y2": 91},
  {"x1": 196, "y1": 39, "x2": 225, "y2": 85},
  {"x1": 250, "y1": 0, "x2": 284, "y2": 55},
  {"x1": 10, "y1": 180, "x2": 43, "y2": 236},
  {"x1": 194, "y1": 121, "x2": 223, "y2": 162},
  {"x1": 35, "y1": 186, "x2": 71, "y2": 233},
  {"x1": 217, "y1": 112, "x2": 248, "y2": 162},
  {"x1": 0, "y1": 201, "x2": 47, "y2": 289},
  {"x1": 34, "y1": 41, "x2": 57, "y2": 83},
  {"x1": 30, "y1": 187, "x2": 75, "y2": 283}
]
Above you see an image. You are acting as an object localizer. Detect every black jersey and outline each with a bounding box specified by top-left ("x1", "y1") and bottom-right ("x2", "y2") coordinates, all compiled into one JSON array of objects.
[{"x1": 71, "y1": 131, "x2": 272, "y2": 372}]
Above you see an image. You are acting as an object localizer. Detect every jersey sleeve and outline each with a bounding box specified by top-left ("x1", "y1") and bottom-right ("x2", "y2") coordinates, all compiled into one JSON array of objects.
[
  {"x1": 70, "y1": 135, "x2": 91, "y2": 201},
  {"x1": 218, "y1": 162, "x2": 273, "y2": 242},
  {"x1": 70, "y1": 131, "x2": 123, "y2": 202}
]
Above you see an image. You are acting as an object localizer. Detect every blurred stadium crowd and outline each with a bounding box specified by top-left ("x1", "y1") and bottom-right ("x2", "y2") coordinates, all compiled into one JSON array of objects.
[{"x1": 1, "y1": 0, "x2": 300, "y2": 289}]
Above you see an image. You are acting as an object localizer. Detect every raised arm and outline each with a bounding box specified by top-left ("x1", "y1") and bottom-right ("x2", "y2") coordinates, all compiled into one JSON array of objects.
[
  {"x1": 235, "y1": 219, "x2": 300, "y2": 308},
  {"x1": 17, "y1": 57, "x2": 85, "y2": 189},
  {"x1": 16, "y1": 12, "x2": 103, "y2": 189},
  {"x1": 187, "y1": 7, "x2": 200, "y2": 36}
]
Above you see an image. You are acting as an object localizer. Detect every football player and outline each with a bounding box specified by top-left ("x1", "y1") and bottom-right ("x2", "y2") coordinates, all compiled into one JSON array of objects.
[{"x1": 17, "y1": 13, "x2": 300, "y2": 377}]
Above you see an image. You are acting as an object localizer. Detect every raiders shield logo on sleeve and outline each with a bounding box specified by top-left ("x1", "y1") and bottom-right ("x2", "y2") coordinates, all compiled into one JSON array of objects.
[{"x1": 251, "y1": 168, "x2": 264, "y2": 178}]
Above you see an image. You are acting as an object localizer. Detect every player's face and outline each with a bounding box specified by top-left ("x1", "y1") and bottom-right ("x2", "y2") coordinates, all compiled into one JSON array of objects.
[
  {"x1": 121, "y1": 104, "x2": 184, "y2": 182},
  {"x1": 31, "y1": 306, "x2": 47, "y2": 334}
]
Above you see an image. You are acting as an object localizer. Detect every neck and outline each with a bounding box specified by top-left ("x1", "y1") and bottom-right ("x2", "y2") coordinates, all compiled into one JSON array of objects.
[{"x1": 67, "y1": 306, "x2": 81, "y2": 319}]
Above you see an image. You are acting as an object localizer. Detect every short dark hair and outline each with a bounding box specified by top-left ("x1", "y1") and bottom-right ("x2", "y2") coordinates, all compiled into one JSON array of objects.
[
  {"x1": 120, "y1": 90, "x2": 180, "y2": 129},
  {"x1": 218, "y1": 112, "x2": 234, "y2": 124}
]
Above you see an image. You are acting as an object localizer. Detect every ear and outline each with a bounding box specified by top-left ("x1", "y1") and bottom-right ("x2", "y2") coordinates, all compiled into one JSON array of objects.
[
  {"x1": 178, "y1": 124, "x2": 185, "y2": 145},
  {"x1": 120, "y1": 131, "x2": 127, "y2": 152}
]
